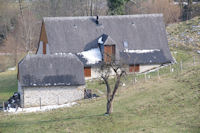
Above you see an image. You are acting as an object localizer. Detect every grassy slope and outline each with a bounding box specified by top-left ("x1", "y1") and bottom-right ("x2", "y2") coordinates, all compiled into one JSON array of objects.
[
  {"x1": 0, "y1": 70, "x2": 17, "y2": 104},
  {"x1": 0, "y1": 49, "x2": 199, "y2": 133}
]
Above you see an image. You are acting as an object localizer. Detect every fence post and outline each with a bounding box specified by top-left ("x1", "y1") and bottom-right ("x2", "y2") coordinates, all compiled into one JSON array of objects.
[
  {"x1": 2, "y1": 101, "x2": 4, "y2": 111},
  {"x1": 180, "y1": 60, "x2": 183, "y2": 72},
  {"x1": 193, "y1": 56, "x2": 195, "y2": 65},
  {"x1": 134, "y1": 76, "x2": 137, "y2": 83},
  {"x1": 57, "y1": 96, "x2": 59, "y2": 105},
  {"x1": 157, "y1": 69, "x2": 160, "y2": 79},
  {"x1": 39, "y1": 97, "x2": 41, "y2": 109},
  {"x1": 145, "y1": 73, "x2": 147, "y2": 82},
  {"x1": 170, "y1": 64, "x2": 172, "y2": 73}
]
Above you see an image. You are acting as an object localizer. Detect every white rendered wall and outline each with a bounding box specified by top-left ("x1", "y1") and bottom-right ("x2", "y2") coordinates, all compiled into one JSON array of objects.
[
  {"x1": 22, "y1": 85, "x2": 84, "y2": 107},
  {"x1": 139, "y1": 64, "x2": 160, "y2": 73},
  {"x1": 85, "y1": 67, "x2": 116, "y2": 80},
  {"x1": 85, "y1": 64, "x2": 161, "y2": 80}
]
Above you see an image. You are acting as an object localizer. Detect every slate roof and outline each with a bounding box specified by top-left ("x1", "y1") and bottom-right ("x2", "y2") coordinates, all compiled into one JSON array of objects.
[
  {"x1": 42, "y1": 14, "x2": 173, "y2": 64},
  {"x1": 18, "y1": 54, "x2": 85, "y2": 87},
  {"x1": 120, "y1": 50, "x2": 170, "y2": 65}
]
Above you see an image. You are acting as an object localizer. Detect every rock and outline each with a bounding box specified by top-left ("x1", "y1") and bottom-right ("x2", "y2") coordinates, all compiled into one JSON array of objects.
[{"x1": 84, "y1": 89, "x2": 99, "y2": 99}]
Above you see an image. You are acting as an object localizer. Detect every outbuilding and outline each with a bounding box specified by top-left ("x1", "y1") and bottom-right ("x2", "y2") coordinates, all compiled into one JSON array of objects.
[{"x1": 18, "y1": 54, "x2": 85, "y2": 107}]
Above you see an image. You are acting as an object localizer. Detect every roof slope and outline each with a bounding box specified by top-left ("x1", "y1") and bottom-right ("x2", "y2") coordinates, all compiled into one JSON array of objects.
[
  {"x1": 43, "y1": 14, "x2": 173, "y2": 63},
  {"x1": 120, "y1": 50, "x2": 169, "y2": 65},
  {"x1": 18, "y1": 54, "x2": 85, "y2": 87}
]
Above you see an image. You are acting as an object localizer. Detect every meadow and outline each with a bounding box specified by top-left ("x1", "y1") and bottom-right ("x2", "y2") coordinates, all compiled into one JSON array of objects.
[{"x1": 0, "y1": 46, "x2": 199, "y2": 133}]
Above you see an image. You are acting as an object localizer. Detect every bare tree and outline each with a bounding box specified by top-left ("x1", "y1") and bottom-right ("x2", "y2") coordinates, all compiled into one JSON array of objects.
[
  {"x1": 18, "y1": 0, "x2": 40, "y2": 52},
  {"x1": 187, "y1": 0, "x2": 193, "y2": 20},
  {"x1": 100, "y1": 58, "x2": 126, "y2": 115},
  {"x1": 127, "y1": 0, "x2": 181, "y2": 24}
]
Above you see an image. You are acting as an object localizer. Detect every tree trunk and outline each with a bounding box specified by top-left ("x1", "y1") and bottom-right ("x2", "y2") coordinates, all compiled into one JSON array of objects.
[{"x1": 106, "y1": 100, "x2": 113, "y2": 114}]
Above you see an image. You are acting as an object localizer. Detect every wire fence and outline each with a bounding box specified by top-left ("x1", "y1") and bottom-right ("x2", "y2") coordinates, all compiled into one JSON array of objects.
[{"x1": 124, "y1": 54, "x2": 200, "y2": 87}]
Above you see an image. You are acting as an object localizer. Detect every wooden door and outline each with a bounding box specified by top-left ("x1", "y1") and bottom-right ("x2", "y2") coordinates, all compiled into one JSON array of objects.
[{"x1": 84, "y1": 67, "x2": 91, "y2": 77}]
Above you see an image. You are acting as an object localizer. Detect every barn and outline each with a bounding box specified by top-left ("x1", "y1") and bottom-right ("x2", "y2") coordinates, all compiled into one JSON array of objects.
[
  {"x1": 36, "y1": 14, "x2": 173, "y2": 79},
  {"x1": 18, "y1": 54, "x2": 85, "y2": 107}
]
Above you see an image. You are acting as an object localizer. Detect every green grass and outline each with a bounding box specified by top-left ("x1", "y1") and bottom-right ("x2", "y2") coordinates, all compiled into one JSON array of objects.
[
  {"x1": 0, "y1": 55, "x2": 16, "y2": 72},
  {"x1": 0, "y1": 70, "x2": 17, "y2": 104},
  {"x1": 0, "y1": 48, "x2": 199, "y2": 132}
]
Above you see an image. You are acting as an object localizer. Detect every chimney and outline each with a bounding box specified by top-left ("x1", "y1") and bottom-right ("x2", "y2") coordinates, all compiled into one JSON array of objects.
[{"x1": 96, "y1": 16, "x2": 99, "y2": 25}]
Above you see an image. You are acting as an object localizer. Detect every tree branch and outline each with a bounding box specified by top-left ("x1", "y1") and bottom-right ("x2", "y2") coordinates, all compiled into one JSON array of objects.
[{"x1": 110, "y1": 70, "x2": 125, "y2": 102}]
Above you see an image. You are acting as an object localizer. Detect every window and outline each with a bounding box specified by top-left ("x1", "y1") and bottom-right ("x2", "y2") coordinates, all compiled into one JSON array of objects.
[
  {"x1": 123, "y1": 41, "x2": 128, "y2": 51},
  {"x1": 129, "y1": 65, "x2": 140, "y2": 72},
  {"x1": 84, "y1": 67, "x2": 91, "y2": 77}
]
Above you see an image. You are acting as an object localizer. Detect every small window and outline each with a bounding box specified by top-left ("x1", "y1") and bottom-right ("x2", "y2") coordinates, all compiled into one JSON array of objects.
[
  {"x1": 123, "y1": 41, "x2": 128, "y2": 49},
  {"x1": 129, "y1": 65, "x2": 139, "y2": 72}
]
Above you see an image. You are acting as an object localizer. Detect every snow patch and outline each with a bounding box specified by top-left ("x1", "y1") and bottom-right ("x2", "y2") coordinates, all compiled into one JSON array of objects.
[
  {"x1": 4, "y1": 102, "x2": 77, "y2": 114},
  {"x1": 33, "y1": 84, "x2": 37, "y2": 86},
  {"x1": 98, "y1": 37, "x2": 104, "y2": 44},
  {"x1": 78, "y1": 48, "x2": 102, "y2": 64},
  {"x1": 124, "y1": 49, "x2": 160, "y2": 54},
  {"x1": 8, "y1": 67, "x2": 16, "y2": 71}
]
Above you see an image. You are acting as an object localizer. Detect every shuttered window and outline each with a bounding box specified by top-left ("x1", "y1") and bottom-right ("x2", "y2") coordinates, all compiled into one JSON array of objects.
[
  {"x1": 84, "y1": 67, "x2": 91, "y2": 77},
  {"x1": 129, "y1": 65, "x2": 140, "y2": 72},
  {"x1": 104, "y1": 45, "x2": 115, "y2": 63}
]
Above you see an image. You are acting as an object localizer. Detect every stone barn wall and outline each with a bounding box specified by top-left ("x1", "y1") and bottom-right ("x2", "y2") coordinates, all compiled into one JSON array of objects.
[{"x1": 20, "y1": 85, "x2": 84, "y2": 108}]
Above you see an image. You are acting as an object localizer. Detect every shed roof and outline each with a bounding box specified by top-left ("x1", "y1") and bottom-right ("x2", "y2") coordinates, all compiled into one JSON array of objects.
[
  {"x1": 42, "y1": 14, "x2": 173, "y2": 64},
  {"x1": 18, "y1": 54, "x2": 85, "y2": 87},
  {"x1": 120, "y1": 50, "x2": 170, "y2": 65}
]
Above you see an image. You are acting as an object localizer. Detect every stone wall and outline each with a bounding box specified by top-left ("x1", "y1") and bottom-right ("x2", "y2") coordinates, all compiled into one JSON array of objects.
[{"x1": 20, "y1": 85, "x2": 84, "y2": 107}]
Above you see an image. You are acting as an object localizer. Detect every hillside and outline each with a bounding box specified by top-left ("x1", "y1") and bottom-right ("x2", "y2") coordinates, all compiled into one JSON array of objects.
[
  {"x1": 167, "y1": 16, "x2": 200, "y2": 49},
  {"x1": 0, "y1": 17, "x2": 200, "y2": 132},
  {"x1": 0, "y1": 47, "x2": 199, "y2": 132}
]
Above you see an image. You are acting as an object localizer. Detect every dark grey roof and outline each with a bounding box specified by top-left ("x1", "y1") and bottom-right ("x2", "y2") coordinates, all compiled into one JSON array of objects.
[
  {"x1": 120, "y1": 50, "x2": 170, "y2": 65},
  {"x1": 18, "y1": 54, "x2": 85, "y2": 87},
  {"x1": 42, "y1": 14, "x2": 173, "y2": 64}
]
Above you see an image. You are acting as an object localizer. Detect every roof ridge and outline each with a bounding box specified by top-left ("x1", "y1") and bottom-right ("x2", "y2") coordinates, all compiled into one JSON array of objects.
[{"x1": 43, "y1": 14, "x2": 163, "y2": 21}]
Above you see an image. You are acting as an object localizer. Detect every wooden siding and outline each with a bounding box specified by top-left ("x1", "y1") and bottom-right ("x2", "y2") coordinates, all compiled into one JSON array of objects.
[
  {"x1": 84, "y1": 67, "x2": 91, "y2": 77},
  {"x1": 104, "y1": 45, "x2": 115, "y2": 63},
  {"x1": 43, "y1": 43, "x2": 46, "y2": 54},
  {"x1": 129, "y1": 65, "x2": 140, "y2": 72},
  {"x1": 39, "y1": 22, "x2": 48, "y2": 54}
]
